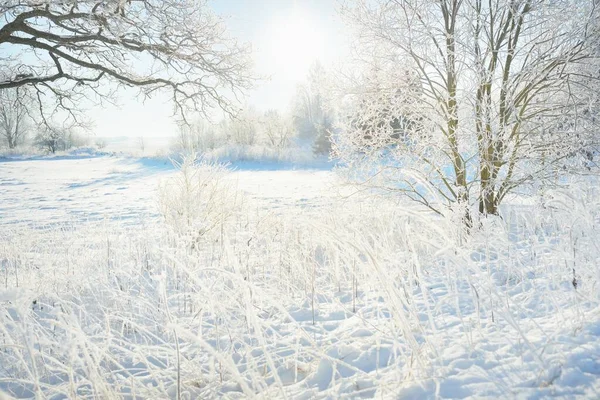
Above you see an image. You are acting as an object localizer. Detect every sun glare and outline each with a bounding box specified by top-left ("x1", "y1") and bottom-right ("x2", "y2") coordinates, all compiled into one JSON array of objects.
[{"x1": 264, "y1": 10, "x2": 326, "y2": 83}]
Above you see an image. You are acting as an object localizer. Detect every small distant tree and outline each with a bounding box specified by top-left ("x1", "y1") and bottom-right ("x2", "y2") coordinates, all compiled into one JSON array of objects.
[
  {"x1": 0, "y1": 87, "x2": 29, "y2": 149},
  {"x1": 313, "y1": 115, "x2": 334, "y2": 156},
  {"x1": 95, "y1": 138, "x2": 107, "y2": 150},
  {"x1": 35, "y1": 125, "x2": 69, "y2": 154},
  {"x1": 292, "y1": 62, "x2": 335, "y2": 143},
  {"x1": 64, "y1": 130, "x2": 90, "y2": 148},
  {"x1": 175, "y1": 118, "x2": 225, "y2": 154},
  {"x1": 224, "y1": 108, "x2": 258, "y2": 146},
  {"x1": 138, "y1": 137, "x2": 145, "y2": 154},
  {"x1": 262, "y1": 110, "x2": 294, "y2": 149}
]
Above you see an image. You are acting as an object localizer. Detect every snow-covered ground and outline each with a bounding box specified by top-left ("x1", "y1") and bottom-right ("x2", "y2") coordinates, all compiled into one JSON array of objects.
[
  {"x1": 0, "y1": 155, "x2": 335, "y2": 228},
  {"x1": 1, "y1": 154, "x2": 600, "y2": 399},
  {"x1": 0, "y1": 156, "x2": 170, "y2": 228}
]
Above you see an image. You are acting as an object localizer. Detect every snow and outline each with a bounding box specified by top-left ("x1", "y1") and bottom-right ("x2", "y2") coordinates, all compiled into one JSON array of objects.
[
  {"x1": 0, "y1": 156, "x2": 171, "y2": 228},
  {"x1": 0, "y1": 154, "x2": 335, "y2": 228},
  {"x1": 1, "y1": 154, "x2": 600, "y2": 399}
]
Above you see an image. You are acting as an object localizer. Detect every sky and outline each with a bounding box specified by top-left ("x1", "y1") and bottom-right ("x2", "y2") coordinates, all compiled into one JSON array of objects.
[{"x1": 90, "y1": 0, "x2": 344, "y2": 139}]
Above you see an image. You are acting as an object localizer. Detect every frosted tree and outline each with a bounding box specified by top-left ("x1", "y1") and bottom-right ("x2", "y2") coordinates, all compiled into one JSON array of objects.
[
  {"x1": 293, "y1": 62, "x2": 333, "y2": 142},
  {"x1": 175, "y1": 118, "x2": 219, "y2": 154},
  {"x1": 0, "y1": 87, "x2": 29, "y2": 149},
  {"x1": 223, "y1": 107, "x2": 259, "y2": 146},
  {"x1": 337, "y1": 0, "x2": 600, "y2": 224},
  {"x1": 312, "y1": 114, "x2": 334, "y2": 155},
  {"x1": 261, "y1": 110, "x2": 294, "y2": 149},
  {"x1": 35, "y1": 125, "x2": 67, "y2": 153},
  {"x1": 0, "y1": 0, "x2": 253, "y2": 124}
]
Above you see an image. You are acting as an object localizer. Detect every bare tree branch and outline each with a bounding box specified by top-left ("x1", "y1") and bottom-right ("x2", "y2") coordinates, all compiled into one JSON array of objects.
[{"x1": 0, "y1": 0, "x2": 254, "y2": 125}]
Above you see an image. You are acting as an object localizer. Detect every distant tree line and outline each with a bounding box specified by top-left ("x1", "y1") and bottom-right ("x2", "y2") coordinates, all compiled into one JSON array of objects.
[{"x1": 173, "y1": 62, "x2": 336, "y2": 157}]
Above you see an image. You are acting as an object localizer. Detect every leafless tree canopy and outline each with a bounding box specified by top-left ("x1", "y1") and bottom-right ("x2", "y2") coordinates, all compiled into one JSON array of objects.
[
  {"x1": 0, "y1": 0, "x2": 254, "y2": 123},
  {"x1": 337, "y1": 0, "x2": 600, "y2": 222}
]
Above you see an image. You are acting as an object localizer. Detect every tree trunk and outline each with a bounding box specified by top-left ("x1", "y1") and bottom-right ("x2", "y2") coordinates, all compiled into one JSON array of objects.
[{"x1": 478, "y1": 187, "x2": 499, "y2": 215}]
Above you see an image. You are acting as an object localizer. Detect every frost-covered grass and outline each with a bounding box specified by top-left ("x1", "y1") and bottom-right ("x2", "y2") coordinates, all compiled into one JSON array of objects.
[{"x1": 1, "y1": 157, "x2": 600, "y2": 398}]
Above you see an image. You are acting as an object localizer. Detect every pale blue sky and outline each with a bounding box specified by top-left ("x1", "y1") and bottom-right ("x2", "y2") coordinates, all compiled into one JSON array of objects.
[{"x1": 91, "y1": 0, "x2": 343, "y2": 138}]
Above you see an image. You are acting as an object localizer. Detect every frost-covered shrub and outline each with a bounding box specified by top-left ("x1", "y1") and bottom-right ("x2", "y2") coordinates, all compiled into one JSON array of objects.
[{"x1": 158, "y1": 155, "x2": 241, "y2": 245}]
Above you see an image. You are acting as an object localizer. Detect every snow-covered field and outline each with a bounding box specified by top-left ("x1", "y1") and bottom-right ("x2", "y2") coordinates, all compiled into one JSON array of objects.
[
  {"x1": 0, "y1": 155, "x2": 335, "y2": 227},
  {"x1": 1, "y1": 154, "x2": 600, "y2": 399}
]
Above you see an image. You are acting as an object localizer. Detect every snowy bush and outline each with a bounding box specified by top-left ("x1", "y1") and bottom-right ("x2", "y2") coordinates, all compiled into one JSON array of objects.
[{"x1": 158, "y1": 155, "x2": 242, "y2": 246}]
